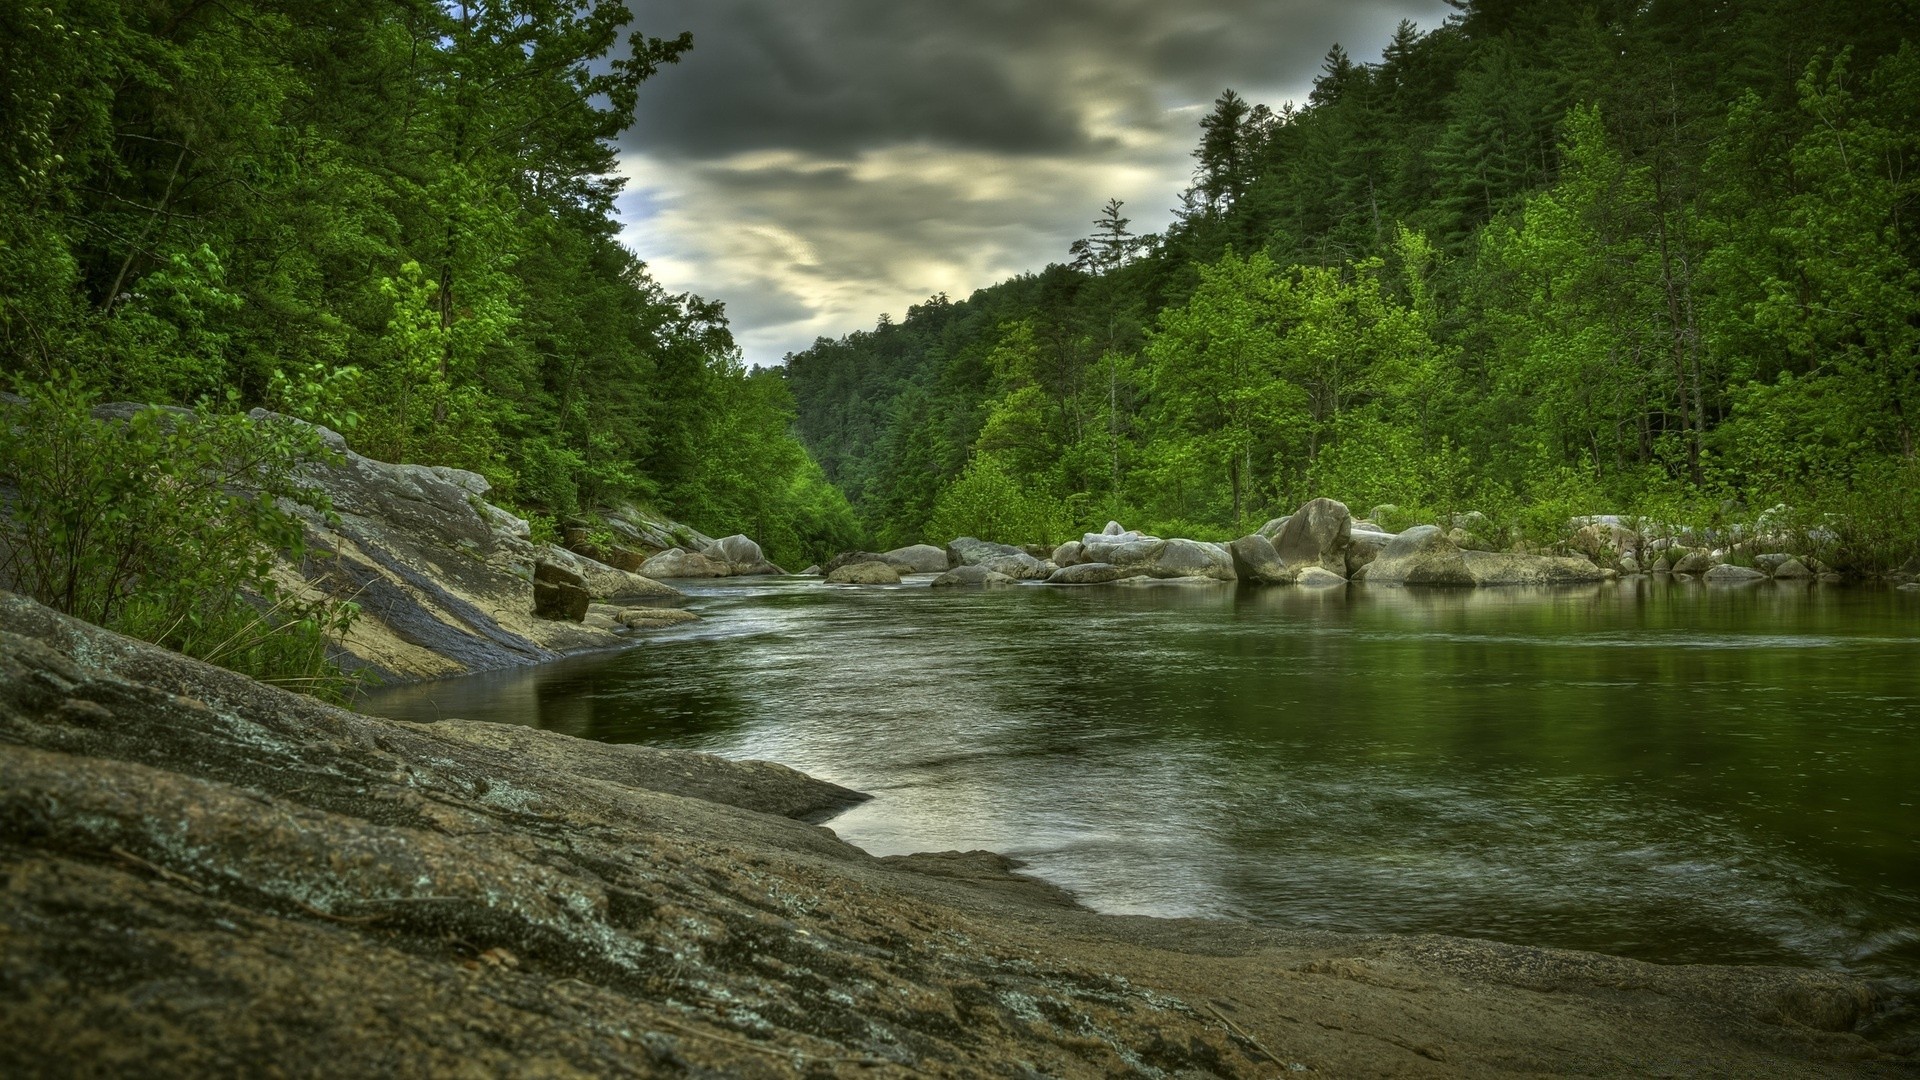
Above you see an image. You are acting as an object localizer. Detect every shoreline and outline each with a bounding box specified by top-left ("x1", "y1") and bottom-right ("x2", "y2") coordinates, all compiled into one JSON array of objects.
[{"x1": 2, "y1": 590, "x2": 1913, "y2": 1076}]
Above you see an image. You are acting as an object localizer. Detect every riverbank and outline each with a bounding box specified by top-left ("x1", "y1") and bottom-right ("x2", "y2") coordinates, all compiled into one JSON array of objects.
[{"x1": 1, "y1": 591, "x2": 1911, "y2": 1077}]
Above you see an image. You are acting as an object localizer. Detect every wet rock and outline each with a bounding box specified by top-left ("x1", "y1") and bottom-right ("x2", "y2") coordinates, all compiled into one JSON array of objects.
[
  {"x1": 704, "y1": 533, "x2": 766, "y2": 573},
  {"x1": 1705, "y1": 564, "x2": 1767, "y2": 584},
  {"x1": 947, "y1": 536, "x2": 1025, "y2": 567},
  {"x1": 1294, "y1": 566, "x2": 1349, "y2": 587}
]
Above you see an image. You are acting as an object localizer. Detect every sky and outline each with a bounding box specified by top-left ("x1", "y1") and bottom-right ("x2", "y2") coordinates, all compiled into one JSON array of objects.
[{"x1": 614, "y1": 0, "x2": 1456, "y2": 367}]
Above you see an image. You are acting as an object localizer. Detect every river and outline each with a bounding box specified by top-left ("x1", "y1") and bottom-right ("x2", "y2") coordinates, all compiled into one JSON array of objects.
[{"x1": 362, "y1": 575, "x2": 1920, "y2": 984}]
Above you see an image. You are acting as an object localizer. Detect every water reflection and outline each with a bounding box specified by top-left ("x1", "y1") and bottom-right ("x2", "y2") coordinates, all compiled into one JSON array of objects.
[{"x1": 361, "y1": 576, "x2": 1920, "y2": 980}]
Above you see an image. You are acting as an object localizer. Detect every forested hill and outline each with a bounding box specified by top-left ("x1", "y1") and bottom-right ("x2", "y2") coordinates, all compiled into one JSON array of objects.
[
  {"x1": 0, "y1": 1, "x2": 860, "y2": 569},
  {"x1": 784, "y1": 0, "x2": 1920, "y2": 569}
]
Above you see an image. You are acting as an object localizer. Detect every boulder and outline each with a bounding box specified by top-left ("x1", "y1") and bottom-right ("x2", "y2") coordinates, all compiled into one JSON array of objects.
[
  {"x1": 1228, "y1": 534, "x2": 1289, "y2": 584},
  {"x1": 825, "y1": 561, "x2": 900, "y2": 585},
  {"x1": 1046, "y1": 562, "x2": 1137, "y2": 585},
  {"x1": 880, "y1": 544, "x2": 949, "y2": 574},
  {"x1": 947, "y1": 536, "x2": 1025, "y2": 567},
  {"x1": 1773, "y1": 558, "x2": 1814, "y2": 580},
  {"x1": 533, "y1": 561, "x2": 585, "y2": 589},
  {"x1": 1101, "y1": 520, "x2": 1126, "y2": 536},
  {"x1": 539, "y1": 546, "x2": 684, "y2": 601},
  {"x1": 1051, "y1": 540, "x2": 1088, "y2": 567},
  {"x1": 821, "y1": 550, "x2": 889, "y2": 576},
  {"x1": 980, "y1": 552, "x2": 1053, "y2": 580},
  {"x1": 1365, "y1": 525, "x2": 1607, "y2": 587},
  {"x1": 1671, "y1": 550, "x2": 1712, "y2": 576},
  {"x1": 1899, "y1": 582, "x2": 1920, "y2": 592},
  {"x1": 1148, "y1": 538, "x2": 1237, "y2": 581},
  {"x1": 1619, "y1": 555, "x2": 1641, "y2": 574},
  {"x1": 705, "y1": 534, "x2": 765, "y2": 573},
  {"x1": 639, "y1": 548, "x2": 729, "y2": 579},
  {"x1": 931, "y1": 565, "x2": 1019, "y2": 588},
  {"x1": 1080, "y1": 534, "x2": 1165, "y2": 567},
  {"x1": 799, "y1": 565, "x2": 822, "y2": 577},
  {"x1": 1753, "y1": 553, "x2": 1794, "y2": 575},
  {"x1": 1705, "y1": 563, "x2": 1766, "y2": 584},
  {"x1": 1272, "y1": 498, "x2": 1351, "y2": 576},
  {"x1": 532, "y1": 580, "x2": 590, "y2": 622},
  {"x1": 1256, "y1": 516, "x2": 1291, "y2": 540},
  {"x1": 1294, "y1": 566, "x2": 1347, "y2": 587},
  {"x1": 1345, "y1": 529, "x2": 1396, "y2": 577}
]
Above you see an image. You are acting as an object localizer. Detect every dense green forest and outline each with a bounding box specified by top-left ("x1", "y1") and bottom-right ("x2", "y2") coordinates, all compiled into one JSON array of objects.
[
  {"x1": 0, "y1": 0, "x2": 860, "y2": 570},
  {"x1": 784, "y1": 0, "x2": 1920, "y2": 570}
]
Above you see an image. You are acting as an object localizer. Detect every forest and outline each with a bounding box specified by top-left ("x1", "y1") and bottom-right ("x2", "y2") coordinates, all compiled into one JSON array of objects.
[
  {"x1": 783, "y1": 0, "x2": 1920, "y2": 572},
  {"x1": 0, "y1": 0, "x2": 862, "y2": 572}
]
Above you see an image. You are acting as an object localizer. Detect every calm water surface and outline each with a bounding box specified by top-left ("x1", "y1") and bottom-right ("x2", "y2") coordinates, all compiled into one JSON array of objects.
[{"x1": 363, "y1": 576, "x2": 1920, "y2": 982}]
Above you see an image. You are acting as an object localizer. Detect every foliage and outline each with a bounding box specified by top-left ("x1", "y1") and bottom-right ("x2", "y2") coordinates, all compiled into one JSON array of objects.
[
  {"x1": 0, "y1": 379, "x2": 359, "y2": 698},
  {"x1": 926, "y1": 454, "x2": 1070, "y2": 548},
  {"x1": 785, "y1": 3, "x2": 1919, "y2": 571}
]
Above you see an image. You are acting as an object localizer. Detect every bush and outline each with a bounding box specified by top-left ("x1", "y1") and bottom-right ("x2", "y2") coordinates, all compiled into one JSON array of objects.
[
  {"x1": 926, "y1": 453, "x2": 1070, "y2": 546},
  {"x1": 0, "y1": 377, "x2": 361, "y2": 699}
]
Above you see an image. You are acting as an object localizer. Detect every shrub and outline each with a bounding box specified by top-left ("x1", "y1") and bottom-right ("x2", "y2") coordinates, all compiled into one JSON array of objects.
[{"x1": 0, "y1": 377, "x2": 361, "y2": 699}]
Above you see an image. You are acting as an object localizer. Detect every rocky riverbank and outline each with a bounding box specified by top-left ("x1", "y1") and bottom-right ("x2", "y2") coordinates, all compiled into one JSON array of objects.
[
  {"x1": 801, "y1": 496, "x2": 1920, "y2": 592},
  {"x1": 2, "y1": 592, "x2": 1913, "y2": 1077}
]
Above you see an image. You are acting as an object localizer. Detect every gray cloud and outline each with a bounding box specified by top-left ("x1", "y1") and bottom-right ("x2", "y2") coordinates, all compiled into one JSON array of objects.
[{"x1": 616, "y1": 0, "x2": 1454, "y2": 364}]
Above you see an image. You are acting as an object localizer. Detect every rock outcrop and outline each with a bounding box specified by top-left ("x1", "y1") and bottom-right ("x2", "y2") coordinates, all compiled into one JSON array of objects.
[
  {"x1": 213, "y1": 412, "x2": 691, "y2": 684},
  {"x1": 1046, "y1": 562, "x2": 1135, "y2": 584},
  {"x1": 945, "y1": 537, "x2": 1052, "y2": 580}
]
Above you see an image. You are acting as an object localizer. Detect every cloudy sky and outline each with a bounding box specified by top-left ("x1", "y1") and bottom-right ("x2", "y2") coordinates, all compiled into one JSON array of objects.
[{"x1": 614, "y1": 0, "x2": 1454, "y2": 367}]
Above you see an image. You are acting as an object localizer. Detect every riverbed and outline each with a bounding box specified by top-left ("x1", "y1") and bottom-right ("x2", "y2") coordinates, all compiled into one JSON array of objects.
[{"x1": 362, "y1": 576, "x2": 1920, "y2": 985}]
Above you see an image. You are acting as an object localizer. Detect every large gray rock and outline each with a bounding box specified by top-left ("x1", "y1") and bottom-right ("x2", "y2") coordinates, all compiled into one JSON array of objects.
[
  {"x1": 880, "y1": 544, "x2": 950, "y2": 574},
  {"x1": 1228, "y1": 534, "x2": 1289, "y2": 584},
  {"x1": 1081, "y1": 535, "x2": 1165, "y2": 566},
  {"x1": 703, "y1": 534, "x2": 782, "y2": 576},
  {"x1": 1272, "y1": 499, "x2": 1351, "y2": 577},
  {"x1": 931, "y1": 565, "x2": 1019, "y2": 588},
  {"x1": 980, "y1": 552, "x2": 1053, "y2": 580},
  {"x1": 1294, "y1": 566, "x2": 1347, "y2": 587},
  {"x1": 1101, "y1": 520, "x2": 1126, "y2": 536},
  {"x1": 639, "y1": 547, "x2": 730, "y2": 579},
  {"x1": 821, "y1": 550, "x2": 889, "y2": 576},
  {"x1": 1366, "y1": 526, "x2": 1608, "y2": 587},
  {"x1": 1149, "y1": 538, "x2": 1237, "y2": 581},
  {"x1": 1345, "y1": 529, "x2": 1396, "y2": 577},
  {"x1": 1705, "y1": 563, "x2": 1766, "y2": 584},
  {"x1": 825, "y1": 561, "x2": 901, "y2": 585},
  {"x1": 947, "y1": 536, "x2": 1025, "y2": 567},
  {"x1": 1256, "y1": 516, "x2": 1291, "y2": 540},
  {"x1": 1051, "y1": 540, "x2": 1089, "y2": 567},
  {"x1": 1046, "y1": 562, "x2": 1137, "y2": 585},
  {"x1": 1753, "y1": 553, "x2": 1794, "y2": 575}
]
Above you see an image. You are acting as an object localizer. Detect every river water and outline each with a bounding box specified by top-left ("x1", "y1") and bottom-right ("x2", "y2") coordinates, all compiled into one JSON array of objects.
[{"x1": 362, "y1": 576, "x2": 1920, "y2": 983}]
